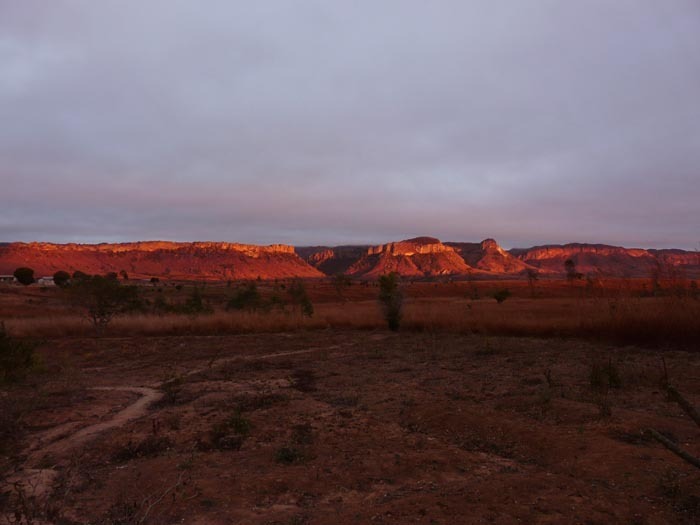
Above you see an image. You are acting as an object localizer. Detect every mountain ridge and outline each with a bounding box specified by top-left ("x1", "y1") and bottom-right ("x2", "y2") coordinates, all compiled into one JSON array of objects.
[{"x1": 0, "y1": 238, "x2": 697, "y2": 280}]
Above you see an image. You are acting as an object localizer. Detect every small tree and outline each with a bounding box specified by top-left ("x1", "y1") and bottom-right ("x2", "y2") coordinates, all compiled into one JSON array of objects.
[
  {"x1": 181, "y1": 287, "x2": 213, "y2": 315},
  {"x1": 564, "y1": 259, "x2": 582, "y2": 283},
  {"x1": 13, "y1": 267, "x2": 34, "y2": 286},
  {"x1": 68, "y1": 275, "x2": 142, "y2": 333},
  {"x1": 226, "y1": 282, "x2": 262, "y2": 311},
  {"x1": 526, "y1": 269, "x2": 539, "y2": 298},
  {"x1": 378, "y1": 272, "x2": 403, "y2": 331},
  {"x1": 53, "y1": 270, "x2": 71, "y2": 288},
  {"x1": 288, "y1": 279, "x2": 314, "y2": 317},
  {"x1": 493, "y1": 289, "x2": 511, "y2": 304},
  {"x1": 72, "y1": 270, "x2": 90, "y2": 281},
  {"x1": 332, "y1": 273, "x2": 352, "y2": 302}
]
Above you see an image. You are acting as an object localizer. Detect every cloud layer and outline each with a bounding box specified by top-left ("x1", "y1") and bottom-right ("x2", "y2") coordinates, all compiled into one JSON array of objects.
[{"x1": 2, "y1": 1, "x2": 699, "y2": 248}]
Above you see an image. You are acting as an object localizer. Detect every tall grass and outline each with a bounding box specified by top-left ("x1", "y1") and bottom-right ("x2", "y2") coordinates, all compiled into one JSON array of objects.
[{"x1": 4, "y1": 297, "x2": 699, "y2": 347}]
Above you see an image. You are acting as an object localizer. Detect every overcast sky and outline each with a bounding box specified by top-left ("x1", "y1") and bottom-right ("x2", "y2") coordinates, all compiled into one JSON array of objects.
[{"x1": 1, "y1": 1, "x2": 699, "y2": 249}]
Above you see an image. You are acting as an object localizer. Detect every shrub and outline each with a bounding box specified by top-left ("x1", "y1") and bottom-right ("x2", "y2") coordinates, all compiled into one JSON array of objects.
[
  {"x1": 72, "y1": 270, "x2": 90, "y2": 281},
  {"x1": 67, "y1": 274, "x2": 143, "y2": 332},
  {"x1": 180, "y1": 287, "x2": 212, "y2": 315},
  {"x1": 13, "y1": 267, "x2": 34, "y2": 286},
  {"x1": 378, "y1": 272, "x2": 403, "y2": 331},
  {"x1": 210, "y1": 410, "x2": 251, "y2": 450},
  {"x1": 288, "y1": 280, "x2": 314, "y2": 317},
  {"x1": 275, "y1": 446, "x2": 305, "y2": 464},
  {"x1": 332, "y1": 273, "x2": 352, "y2": 301},
  {"x1": 590, "y1": 360, "x2": 621, "y2": 390},
  {"x1": 493, "y1": 289, "x2": 512, "y2": 304},
  {"x1": 53, "y1": 270, "x2": 71, "y2": 288},
  {"x1": 226, "y1": 282, "x2": 262, "y2": 311},
  {"x1": 0, "y1": 322, "x2": 37, "y2": 383}
]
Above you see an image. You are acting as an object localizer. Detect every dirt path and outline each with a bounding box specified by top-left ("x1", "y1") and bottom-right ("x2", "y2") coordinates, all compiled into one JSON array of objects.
[
  {"x1": 7, "y1": 342, "x2": 355, "y2": 504},
  {"x1": 30, "y1": 386, "x2": 163, "y2": 465},
  {"x1": 163, "y1": 343, "x2": 354, "y2": 386}
]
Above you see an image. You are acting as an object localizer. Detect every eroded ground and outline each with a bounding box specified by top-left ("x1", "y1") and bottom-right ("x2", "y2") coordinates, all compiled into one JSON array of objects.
[{"x1": 2, "y1": 331, "x2": 700, "y2": 524}]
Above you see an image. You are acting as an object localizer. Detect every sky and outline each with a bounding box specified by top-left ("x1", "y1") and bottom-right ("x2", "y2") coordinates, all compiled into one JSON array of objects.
[{"x1": 1, "y1": 1, "x2": 699, "y2": 249}]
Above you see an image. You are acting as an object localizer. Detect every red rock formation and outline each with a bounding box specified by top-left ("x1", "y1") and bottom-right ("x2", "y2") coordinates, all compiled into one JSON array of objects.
[
  {"x1": 296, "y1": 246, "x2": 369, "y2": 276},
  {"x1": 347, "y1": 237, "x2": 473, "y2": 278},
  {"x1": 447, "y1": 239, "x2": 537, "y2": 275},
  {"x1": 511, "y1": 244, "x2": 700, "y2": 277},
  {"x1": 0, "y1": 241, "x2": 323, "y2": 280}
]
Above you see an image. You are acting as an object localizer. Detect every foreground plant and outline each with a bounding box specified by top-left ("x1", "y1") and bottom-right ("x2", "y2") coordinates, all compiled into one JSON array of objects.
[
  {"x1": 648, "y1": 384, "x2": 700, "y2": 469},
  {"x1": 0, "y1": 322, "x2": 37, "y2": 383},
  {"x1": 378, "y1": 272, "x2": 403, "y2": 331}
]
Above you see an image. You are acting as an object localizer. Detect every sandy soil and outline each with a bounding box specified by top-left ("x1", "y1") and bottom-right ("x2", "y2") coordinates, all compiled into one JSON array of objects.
[{"x1": 2, "y1": 331, "x2": 700, "y2": 524}]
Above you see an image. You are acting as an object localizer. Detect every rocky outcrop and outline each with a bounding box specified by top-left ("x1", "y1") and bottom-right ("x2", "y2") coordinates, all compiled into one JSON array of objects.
[
  {"x1": 347, "y1": 237, "x2": 473, "y2": 278},
  {"x1": 0, "y1": 241, "x2": 323, "y2": 280},
  {"x1": 296, "y1": 246, "x2": 369, "y2": 275},
  {"x1": 447, "y1": 239, "x2": 537, "y2": 275},
  {"x1": 511, "y1": 243, "x2": 700, "y2": 277},
  {"x1": 2, "y1": 238, "x2": 697, "y2": 280}
]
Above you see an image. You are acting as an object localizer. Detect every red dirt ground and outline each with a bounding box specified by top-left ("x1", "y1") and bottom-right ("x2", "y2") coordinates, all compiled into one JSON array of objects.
[{"x1": 2, "y1": 331, "x2": 699, "y2": 524}]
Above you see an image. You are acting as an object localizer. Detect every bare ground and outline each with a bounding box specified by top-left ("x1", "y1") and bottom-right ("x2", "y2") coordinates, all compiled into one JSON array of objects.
[{"x1": 2, "y1": 331, "x2": 700, "y2": 524}]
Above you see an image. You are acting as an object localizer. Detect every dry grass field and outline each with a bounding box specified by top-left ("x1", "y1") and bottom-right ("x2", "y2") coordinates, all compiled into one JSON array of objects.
[{"x1": 1, "y1": 278, "x2": 699, "y2": 524}]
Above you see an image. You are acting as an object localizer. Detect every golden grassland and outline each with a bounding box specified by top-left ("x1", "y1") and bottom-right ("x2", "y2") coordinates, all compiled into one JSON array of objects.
[{"x1": 3, "y1": 281, "x2": 698, "y2": 347}]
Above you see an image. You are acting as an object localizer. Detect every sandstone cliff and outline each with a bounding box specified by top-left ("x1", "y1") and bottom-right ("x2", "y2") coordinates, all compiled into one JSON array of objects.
[
  {"x1": 447, "y1": 239, "x2": 537, "y2": 275},
  {"x1": 0, "y1": 241, "x2": 323, "y2": 280},
  {"x1": 346, "y1": 237, "x2": 473, "y2": 278},
  {"x1": 511, "y1": 243, "x2": 700, "y2": 277}
]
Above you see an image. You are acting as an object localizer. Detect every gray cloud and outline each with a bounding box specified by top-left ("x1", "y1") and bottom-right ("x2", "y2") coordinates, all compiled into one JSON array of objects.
[{"x1": 1, "y1": 1, "x2": 699, "y2": 248}]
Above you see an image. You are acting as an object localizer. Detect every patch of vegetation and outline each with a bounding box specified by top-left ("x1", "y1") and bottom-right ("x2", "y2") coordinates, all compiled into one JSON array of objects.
[
  {"x1": 0, "y1": 322, "x2": 37, "y2": 383},
  {"x1": 52, "y1": 270, "x2": 71, "y2": 287},
  {"x1": 290, "y1": 369, "x2": 317, "y2": 392},
  {"x1": 13, "y1": 267, "x2": 35, "y2": 286},
  {"x1": 332, "y1": 273, "x2": 352, "y2": 301},
  {"x1": 179, "y1": 287, "x2": 213, "y2": 315},
  {"x1": 209, "y1": 410, "x2": 251, "y2": 451},
  {"x1": 288, "y1": 279, "x2": 314, "y2": 317},
  {"x1": 275, "y1": 446, "x2": 306, "y2": 464},
  {"x1": 158, "y1": 375, "x2": 185, "y2": 406},
  {"x1": 226, "y1": 282, "x2": 262, "y2": 311},
  {"x1": 492, "y1": 289, "x2": 512, "y2": 304},
  {"x1": 66, "y1": 274, "x2": 143, "y2": 332},
  {"x1": 378, "y1": 272, "x2": 403, "y2": 331},
  {"x1": 291, "y1": 423, "x2": 313, "y2": 445},
  {"x1": 112, "y1": 435, "x2": 173, "y2": 463},
  {"x1": 590, "y1": 360, "x2": 622, "y2": 390},
  {"x1": 233, "y1": 392, "x2": 289, "y2": 412}
]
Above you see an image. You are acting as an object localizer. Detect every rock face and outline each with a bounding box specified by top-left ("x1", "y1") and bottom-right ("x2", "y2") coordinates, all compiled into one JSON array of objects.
[
  {"x1": 295, "y1": 246, "x2": 369, "y2": 276},
  {"x1": 346, "y1": 237, "x2": 473, "y2": 278},
  {"x1": 511, "y1": 243, "x2": 700, "y2": 277},
  {"x1": 2, "y1": 238, "x2": 697, "y2": 280},
  {"x1": 447, "y1": 239, "x2": 536, "y2": 275},
  {"x1": 0, "y1": 241, "x2": 323, "y2": 280}
]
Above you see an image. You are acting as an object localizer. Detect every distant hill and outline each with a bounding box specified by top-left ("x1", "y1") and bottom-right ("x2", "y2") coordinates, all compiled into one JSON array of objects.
[
  {"x1": 1, "y1": 238, "x2": 697, "y2": 280},
  {"x1": 510, "y1": 243, "x2": 700, "y2": 278},
  {"x1": 0, "y1": 241, "x2": 323, "y2": 280}
]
